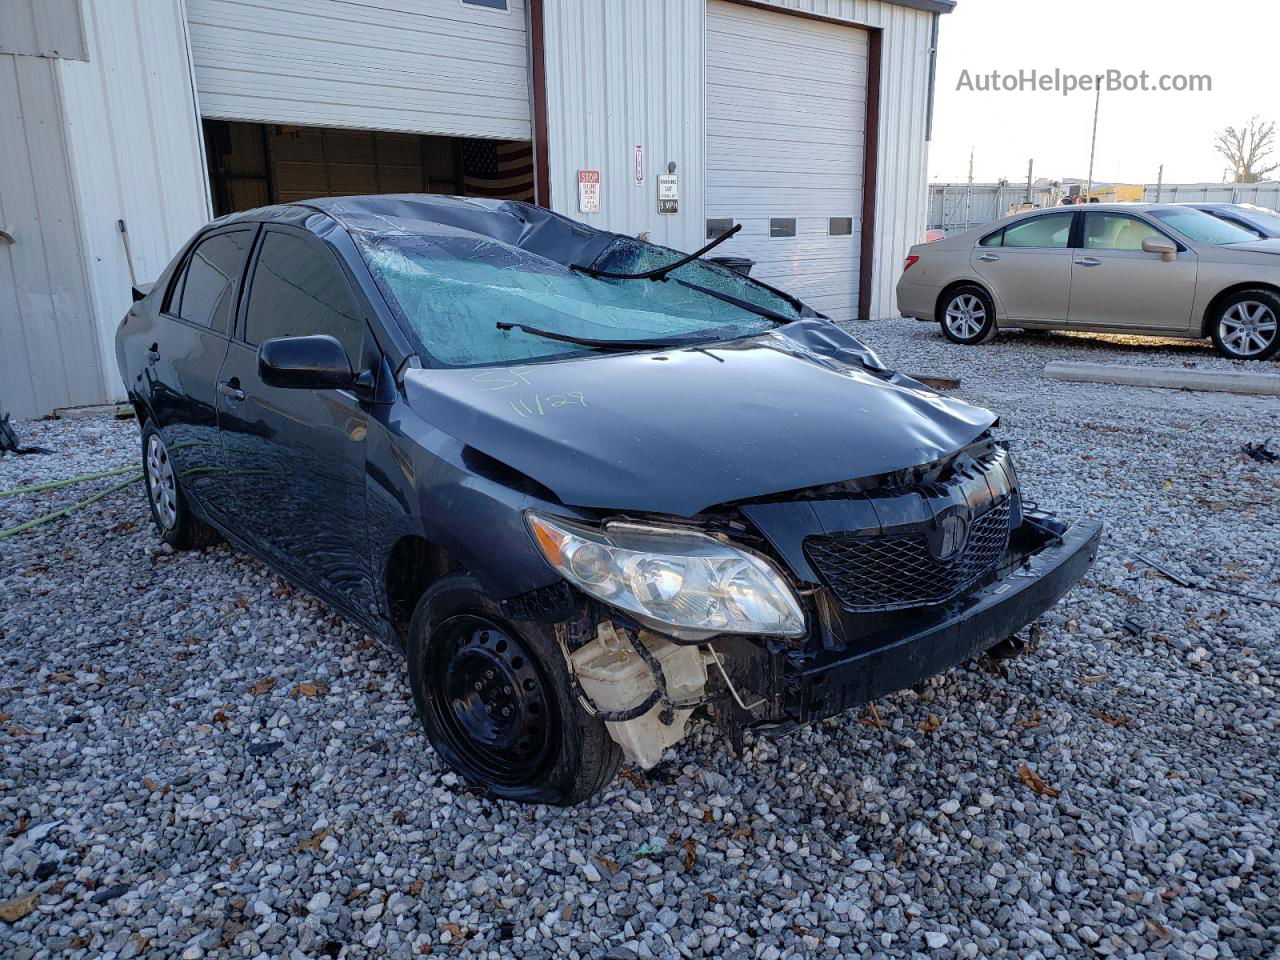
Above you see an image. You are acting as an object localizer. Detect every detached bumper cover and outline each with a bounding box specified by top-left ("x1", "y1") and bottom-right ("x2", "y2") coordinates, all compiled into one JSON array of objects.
[{"x1": 785, "y1": 519, "x2": 1102, "y2": 723}]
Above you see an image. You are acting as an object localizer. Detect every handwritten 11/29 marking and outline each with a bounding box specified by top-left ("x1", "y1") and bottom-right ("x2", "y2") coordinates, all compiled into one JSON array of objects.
[{"x1": 510, "y1": 393, "x2": 588, "y2": 418}]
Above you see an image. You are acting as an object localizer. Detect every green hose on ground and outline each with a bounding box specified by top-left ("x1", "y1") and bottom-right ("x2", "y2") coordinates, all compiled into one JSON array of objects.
[
  {"x1": 0, "y1": 463, "x2": 142, "y2": 498},
  {"x1": 0, "y1": 473, "x2": 143, "y2": 540}
]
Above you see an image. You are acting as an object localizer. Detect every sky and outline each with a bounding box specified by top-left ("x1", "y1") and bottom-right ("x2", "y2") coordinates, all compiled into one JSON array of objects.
[{"x1": 928, "y1": 0, "x2": 1280, "y2": 186}]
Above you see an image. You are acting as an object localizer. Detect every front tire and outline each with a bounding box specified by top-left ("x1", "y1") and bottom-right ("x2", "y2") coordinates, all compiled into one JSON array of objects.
[
  {"x1": 939, "y1": 285, "x2": 998, "y2": 345},
  {"x1": 406, "y1": 575, "x2": 620, "y2": 805},
  {"x1": 1210, "y1": 289, "x2": 1280, "y2": 360},
  {"x1": 141, "y1": 422, "x2": 213, "y2": 550}
]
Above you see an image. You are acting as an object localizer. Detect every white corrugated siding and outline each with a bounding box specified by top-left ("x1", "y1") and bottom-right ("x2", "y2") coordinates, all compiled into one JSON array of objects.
[
  {"x1": 541, "y1": 0, "x2": 706, "y2": 254},
  {"x1": 0, "y1": 0, "x2": 87, "y2": 60},
  {"x1": 0, "y1": 53, "x2": 101, "y2": 418},
  {"x1": 186, "y1": 0, "x2": 532, "y2": 140},
  {"x1": 60, "y1": 0, "x2": 212, "y2": 405},
  {"x1": 542, "y1": 0, "x2": 935, "y2": 320},
  {"x1": 706, "y1": 1, "x2": 867, "y2": 320},
  {"x1": 1, "y1": 0, "x2": 210, "y2": 419}
]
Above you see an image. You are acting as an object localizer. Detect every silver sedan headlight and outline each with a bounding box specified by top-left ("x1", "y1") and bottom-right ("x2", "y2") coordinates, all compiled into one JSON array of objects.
[{"x1": 526, "y1": 513, "x2": 806, "y2": 640}]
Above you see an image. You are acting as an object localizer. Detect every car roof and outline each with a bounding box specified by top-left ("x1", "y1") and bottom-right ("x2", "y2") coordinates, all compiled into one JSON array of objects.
[{"x1": 207, "y1": 193, "x2": 615, "y2": 270}]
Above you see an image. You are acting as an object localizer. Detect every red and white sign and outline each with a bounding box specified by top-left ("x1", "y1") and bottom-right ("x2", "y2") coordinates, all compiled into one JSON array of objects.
[{"x1": 577, "y1": 169, "x2": 601, "y2": 214}]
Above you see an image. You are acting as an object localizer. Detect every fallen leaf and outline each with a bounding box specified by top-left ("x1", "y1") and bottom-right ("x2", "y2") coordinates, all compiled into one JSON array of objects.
[
  {"x1": 407, "y1": 879, "x2": 424, "y2": 897},
  {"x1": 1160, "y1": 885, "x2": 1184, "y2": 899},
  {"x1": 142, "y1": 777, "x2": 159, "y2": 792},
  {"x1": 1018, "y1": 712, "x2": 1042, "y2": 729},
  {"x1": 246, "y1": 677, "x2": 276, "y2": 697},
  {"x1": 48, "y1": 672, "x2": 74, "y2": 684},
  {"x1": 1145, "y1": 917, "x2": 1173, "y2": 942},
  {"x1": 1077, "y1": 674, "x2": 1108, "y2": 684},
  {"x1": 212, "y1": 709, "x2": 230, "y2": 726},
  {"x1": 705, "y1": 892, "x2": 718, "y2": 903},
  {"x1": 918, "y1": 714, "x2": 942, "y2": 733},
  {"x1": 1017, "y1": 764, "x2": 1061, "y2": 798},
  {"x1": 273, "y1": 587, "x2": 291, "y2": 597},
  {"x1": 441, "y1": 922, "x2": 474, "y2": 941},
  {"x1": 289, "y1": 683, "x2": 329, "y2": 698},
  {"x1": 0, "y1": 892, "x2": 39, "y2": 923},
  {"x1": 293, "y1": 828, "x2": 331, "y2": 853},
  {"x1": 682, "y1": 840, "x2": 697, "y2": 872},
  {"x1": 392, "y1": 810, "x2": 407, "y2": 825},
  {"x1": 618, "y1": 768, "x2": 649, "y2": 790},
  {"x1": 236, "y1": 595, "x2": 249, "y2": 611},
  {"x1": 728, "y1": 826, "x2": 751, "y2": 841},
  {"x1": 1090, "y1": 710, "x2": 1130, "y2": 728},
  {"x1": 596, "y1": 855, "x2": 619, "y2": 876},
  {"x1": 701, "y1": 809, "x2": 714, "y2": 824}
]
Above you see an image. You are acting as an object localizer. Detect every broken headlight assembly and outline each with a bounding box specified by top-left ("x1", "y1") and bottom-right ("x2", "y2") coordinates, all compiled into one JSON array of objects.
[{"x1": 526, "y1": 513, "x2": 806, "y2": 640}]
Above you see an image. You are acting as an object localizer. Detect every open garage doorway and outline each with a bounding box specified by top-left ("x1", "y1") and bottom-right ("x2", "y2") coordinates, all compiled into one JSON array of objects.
[{"x1": 202, "y1": 120, "x2": 535, "y2": 217}]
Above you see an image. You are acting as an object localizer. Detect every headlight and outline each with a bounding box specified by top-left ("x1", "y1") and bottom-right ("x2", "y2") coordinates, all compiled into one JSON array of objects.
[{"x1": 526, "y1": 513, "x2": 805, "y2": 639}]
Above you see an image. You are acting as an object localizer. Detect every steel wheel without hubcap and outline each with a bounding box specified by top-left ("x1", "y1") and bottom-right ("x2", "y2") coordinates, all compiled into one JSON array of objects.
[
  {"x1": 428, "y1": 615, "x2": 556, "y2": 787},
  {"x1": 146, "y1": 433, "x2": 178, "y2": 531},
  {"x1": 1218, "y1": 300, "x2": 1277, "y2": 358},
  {"x1": 945, "y1": 294, "x2": 987, "y2": 340}
]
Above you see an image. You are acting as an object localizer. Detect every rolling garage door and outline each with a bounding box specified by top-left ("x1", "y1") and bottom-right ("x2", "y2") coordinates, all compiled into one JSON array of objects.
[
  {"x1": 185, "y1": 0, "x2": 531, "y2": 141},
  {"x1": 706, "y1": 1, "x2": 868, "y2": 320}
]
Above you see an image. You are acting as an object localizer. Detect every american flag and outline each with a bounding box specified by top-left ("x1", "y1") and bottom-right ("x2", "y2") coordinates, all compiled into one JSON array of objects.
[{"x1": 461, "y1": 139, "x2": 535, "y2": 201}]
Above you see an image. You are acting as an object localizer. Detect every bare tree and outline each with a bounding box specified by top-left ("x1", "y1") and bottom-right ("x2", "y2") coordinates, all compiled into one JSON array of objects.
[{"x1": 1214, "y1": 117, "x2": 1278, "y2": 183}]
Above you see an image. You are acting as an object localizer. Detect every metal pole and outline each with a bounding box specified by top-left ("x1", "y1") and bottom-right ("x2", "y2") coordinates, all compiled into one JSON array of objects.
[
  {"x1": 1155, "y1": 164, "x2": 1163, "y2": 203},
  {"x1": 1086, "y1": 87, "x2": 1101, "y2": 200},
  {"x1": 1025, "y1": 159, "x2": 1034, "y2": 204}
]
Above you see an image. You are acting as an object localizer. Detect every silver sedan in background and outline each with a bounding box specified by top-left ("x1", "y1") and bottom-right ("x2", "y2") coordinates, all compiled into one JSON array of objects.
[{"x1": 897, "y1": 203, "x2": 1280, "y2": 360}]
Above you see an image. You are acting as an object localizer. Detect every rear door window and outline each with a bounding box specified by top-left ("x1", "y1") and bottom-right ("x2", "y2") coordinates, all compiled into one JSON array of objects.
[
  {"x1": 1000, "y1": 214, "x2": 1073, "y2": 249},
  {"x1": 169, "y1": 230, "x2": 253, "y2": 334},
  {"x1": 243, "y1": 231, "x2": 366, "y2": 360}
]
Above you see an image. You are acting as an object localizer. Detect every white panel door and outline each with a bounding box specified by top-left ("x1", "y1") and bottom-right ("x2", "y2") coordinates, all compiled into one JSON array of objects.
[
  {"x1": 186, "y1": 0, "x2": 531, "y2": 140},
  {"x1": 705, "y1": 0, "x2": 867, "y2": 320}
]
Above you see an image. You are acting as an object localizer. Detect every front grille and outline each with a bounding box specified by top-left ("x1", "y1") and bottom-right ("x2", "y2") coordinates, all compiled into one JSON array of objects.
[{"x1": 805, "y1": 498, "x2": 1013, "y2": 613}]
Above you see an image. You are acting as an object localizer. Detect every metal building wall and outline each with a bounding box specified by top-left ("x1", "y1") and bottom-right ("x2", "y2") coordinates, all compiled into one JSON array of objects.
[
  {"x1": 0, "y1": 50, "x2": 101, "y2": 419},
  {"x1": 540, "y1": 0, "x2": 937, "y2": 320},
  {"x1": 540, "y1": 0, "x2": 706, "y2": 254},
  {"x1": 0, "y1": 0, "x2": 210, "y2": 419},
  {"x1": 187, "y1": 0, "x2": 532, "y2": 140}
]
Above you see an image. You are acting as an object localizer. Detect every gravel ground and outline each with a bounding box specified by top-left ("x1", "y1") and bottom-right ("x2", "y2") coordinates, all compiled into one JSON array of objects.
[{"x1": 2, "y1": 320, "x2": 1278, "y2": 960}]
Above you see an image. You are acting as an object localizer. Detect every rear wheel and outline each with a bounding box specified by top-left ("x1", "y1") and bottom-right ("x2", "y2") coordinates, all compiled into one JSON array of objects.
[
  {"x1": 140, "y1": 422, "x2": 214, "y2": 549},
  {"x1": 1210, "y1": 290, "x2": 1280, "y2": 360},
  {"x1": 939, "y1": 285, "x2": 998, "y2": 345},
  {"x1": 406, "y1": 575, "x2": 620, "y2": 805}
]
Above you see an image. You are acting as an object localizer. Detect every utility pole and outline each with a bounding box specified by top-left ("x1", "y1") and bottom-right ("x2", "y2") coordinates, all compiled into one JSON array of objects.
[
  {"x1": 1156, "y1": 164, "x2": 1164, "y2": 203},
  {"x1": 1086, "y1": 86, "x2": 1101, "y2": 200},
  {"x1": 1026, "y1": 158, "x2": 1034, "y2": 204},
  {"x1": 967, "y1": 147, "x2": 975, "y2": 184}
]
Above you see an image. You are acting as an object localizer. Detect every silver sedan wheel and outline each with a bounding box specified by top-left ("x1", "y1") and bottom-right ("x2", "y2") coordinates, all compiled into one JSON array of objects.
[
  {"x1": 1218, "y1": 301, "x2": 1278, "y2": 357},
  {"x1": 146, "y1": 433, "x2": 179, "y2": 531},
  {"x1": 945, "y1": 294, "x2": 987, "y2": 339}
]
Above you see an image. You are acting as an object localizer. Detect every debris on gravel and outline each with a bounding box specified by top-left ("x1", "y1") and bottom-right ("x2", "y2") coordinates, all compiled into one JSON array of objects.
[{"x1": 2, "y1": 320, "x2": 1277, "y2": 959}]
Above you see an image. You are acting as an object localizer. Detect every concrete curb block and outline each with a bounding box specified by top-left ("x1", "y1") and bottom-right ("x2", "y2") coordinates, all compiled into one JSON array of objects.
[{"x1": 1043, "y1": 361, "x2": 1280, "y2": 396}]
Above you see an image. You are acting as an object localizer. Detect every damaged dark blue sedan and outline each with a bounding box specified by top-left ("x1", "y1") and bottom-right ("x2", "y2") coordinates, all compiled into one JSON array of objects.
[{"x1": 116, "y1": 195, "x2": 1101, "y2": 804}]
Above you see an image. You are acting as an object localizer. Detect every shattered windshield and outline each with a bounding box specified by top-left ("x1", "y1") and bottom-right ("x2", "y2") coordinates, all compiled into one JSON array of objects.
[{"x1": 355, "y1": 232, "x2": 803, "y2": 367}]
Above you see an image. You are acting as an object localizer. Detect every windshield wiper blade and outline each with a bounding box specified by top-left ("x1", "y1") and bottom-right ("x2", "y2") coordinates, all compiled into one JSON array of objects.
[
  {"x1": 670, "y1": 277, "x2": 796, "y2": 325},
  {"x1": 495, "y1": 321, "x2": 701, "y2": 351},
  {"x1": 572, "y1": 224, "x2": 743, "y2": 281}
]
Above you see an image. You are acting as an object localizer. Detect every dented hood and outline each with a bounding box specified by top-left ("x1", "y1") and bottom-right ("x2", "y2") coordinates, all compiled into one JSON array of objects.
[{"x1": 403, "y1": 321, "x2": 996, "y2": 516}]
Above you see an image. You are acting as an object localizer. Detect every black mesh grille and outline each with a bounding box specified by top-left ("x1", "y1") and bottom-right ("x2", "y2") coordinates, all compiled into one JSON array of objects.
[{"x1": 805, "y1": 499, "x2": 1012, "y2": 613}]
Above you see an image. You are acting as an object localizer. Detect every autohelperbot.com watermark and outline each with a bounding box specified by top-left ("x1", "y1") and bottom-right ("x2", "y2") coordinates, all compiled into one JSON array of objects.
[{"x1": 955, "y1": 68, "x2": 1212, "y2": 96}]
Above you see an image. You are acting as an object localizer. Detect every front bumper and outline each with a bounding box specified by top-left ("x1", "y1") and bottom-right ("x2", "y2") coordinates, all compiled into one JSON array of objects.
[{"x1": 720, "y1": 517, "x2": 1102, "y2": 728}]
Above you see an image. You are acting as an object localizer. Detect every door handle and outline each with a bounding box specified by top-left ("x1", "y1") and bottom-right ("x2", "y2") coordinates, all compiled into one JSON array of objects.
[
  {"x1": 1074, "y1": 257, "x2": 1102, "y2": 266},
  {"x1": 217, "y1": 379, "x2": 245, "y2": 402},
  {"x1": 977, "y1": 253, "x2": 1000, "y2": 262}
]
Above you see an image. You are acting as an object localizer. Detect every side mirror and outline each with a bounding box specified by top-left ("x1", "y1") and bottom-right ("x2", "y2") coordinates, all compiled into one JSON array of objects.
[
  {"x1": 258, "y1": 335, "x2": 357, "y2": 390},
  {"x1": 1142, "y1": 237, "x2": 1177, "y2": 262}
]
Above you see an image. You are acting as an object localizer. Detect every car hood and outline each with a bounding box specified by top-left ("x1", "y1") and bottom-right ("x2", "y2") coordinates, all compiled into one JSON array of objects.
[
  {"x1": 402, "y1": 320, "x2": 997, "y2": 516},
  {"x1": 1222, "y1": 239, "x2": 1280, "y2": 255}
]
